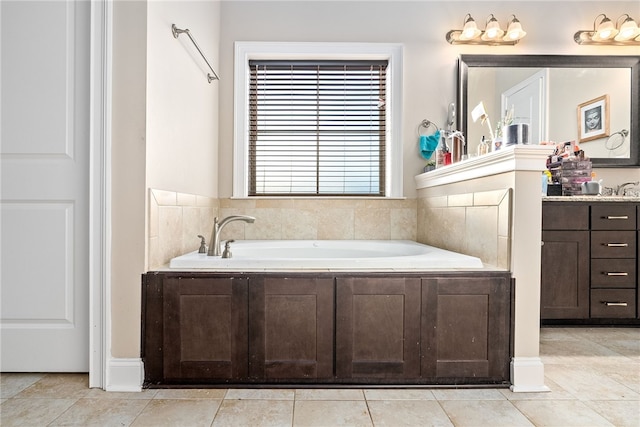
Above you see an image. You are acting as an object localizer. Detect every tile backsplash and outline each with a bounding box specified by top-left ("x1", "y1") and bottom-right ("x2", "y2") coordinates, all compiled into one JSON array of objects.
[{"x1": 147, "y1": 190, "x2": 417, "y2": 269}]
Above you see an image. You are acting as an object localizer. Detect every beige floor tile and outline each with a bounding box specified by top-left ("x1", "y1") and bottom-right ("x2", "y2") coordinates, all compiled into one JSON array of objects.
[
  {"x1": 153, "y1": 388, "x2": 227, "y2": 399},
  {"x1": 439, "y1": 400, "x2": 534, "y2": 427},
  {"x1": 0, "y1": 373, "x2": 45, "y2": 398},
  {"x1": 544, "y1": 364, "x2": 640, "y2": 401},
  {"x1": 13, "y1": 373, "x2": 90, "y2": 399},
  {"x1": 293, "y1": 400, "x2": 372, "y2": 426},
  {"x1": 364, "y1": 388, "x2": 435, "y2": 400},
  {"x1": 367, "y1": 400, "x2": 453, "y2": 426},
  {"x1": 212, "y1": 399, "x2": 293, "y2": 427},
  {"x1": 513, "y1": 399, "x2": 615, "y2": 426},
  {"x1": 49, "y1": 397, "x2": 150, "y2": 426},
  {"x1": 0, "y1": 398, "x2": 77, "y2": 426},
  {"x1": 431, "y1": 388, "x2": 507, "y2": 401},
  {"x1": 130, "y1": 399, "x2": 220, "y2": 427},
  {"x1": 295, "y1": 388, "x2": 364, "y2": 400},
  {"x1": 584, "y1": 399, "x2": 640, "y2": 427},
  {"x1": 225, "y1": 388, "x2": 294, "y2": 400}
]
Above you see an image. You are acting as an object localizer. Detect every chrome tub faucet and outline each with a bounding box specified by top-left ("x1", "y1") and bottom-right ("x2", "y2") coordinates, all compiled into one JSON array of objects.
[{"x1": 208, "y1": 215, "x2": 255, "y2": 256}]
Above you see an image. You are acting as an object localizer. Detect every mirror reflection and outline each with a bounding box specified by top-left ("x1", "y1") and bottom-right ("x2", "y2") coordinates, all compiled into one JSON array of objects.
[{"x1": 458, "y1": 55, "x2": 640, "y2": 167}]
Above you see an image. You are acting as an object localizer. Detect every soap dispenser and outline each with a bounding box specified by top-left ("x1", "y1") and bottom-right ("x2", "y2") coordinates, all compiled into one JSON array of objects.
[{"x1": 477, "y1": 136, "x2": 490, "y2": 156}]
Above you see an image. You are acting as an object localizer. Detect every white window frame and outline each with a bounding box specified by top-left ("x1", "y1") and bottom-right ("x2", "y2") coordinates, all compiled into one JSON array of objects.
[{"x1": 233, "y1": 42, "x2": 403, "y2": 198}]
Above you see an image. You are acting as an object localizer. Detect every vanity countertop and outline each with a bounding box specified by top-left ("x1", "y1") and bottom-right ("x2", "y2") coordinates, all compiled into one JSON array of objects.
[{"x1": 543, "y1": 196, "x2": 640, "y2": 202}]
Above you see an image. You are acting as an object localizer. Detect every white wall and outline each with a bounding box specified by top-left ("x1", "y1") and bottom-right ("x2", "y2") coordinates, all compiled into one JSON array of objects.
[
  {"x1": 217, "y1": 0, "x2": 640, "y2": 199},
  {"x1": 146, "y1": 1, "x2": 220, "y2": 198}
]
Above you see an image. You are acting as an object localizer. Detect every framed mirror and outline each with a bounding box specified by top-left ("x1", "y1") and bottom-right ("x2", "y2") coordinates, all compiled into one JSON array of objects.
[{"x1": 457, "y1": 55, "x2": 640, "y2": 167}]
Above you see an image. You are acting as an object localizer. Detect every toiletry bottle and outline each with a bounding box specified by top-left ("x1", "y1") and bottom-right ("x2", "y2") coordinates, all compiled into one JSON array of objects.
[
  {"x1": 477, "y1": 136, "x2": 489, "y2": 156},
  {"x1": 435, "y1": 136, "x2": 450, "y2": 168}
]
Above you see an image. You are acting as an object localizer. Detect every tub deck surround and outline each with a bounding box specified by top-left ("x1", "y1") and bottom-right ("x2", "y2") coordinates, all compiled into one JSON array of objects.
[
  {"x1": 142, "y1": 270, "x2": 513, "y2": 387},
  {"x1": 416, "y1": 144, "x2": 552, "y2": 393},
  {"x1": 167, "y1": 240, "x2": 485, "y2": 271}
]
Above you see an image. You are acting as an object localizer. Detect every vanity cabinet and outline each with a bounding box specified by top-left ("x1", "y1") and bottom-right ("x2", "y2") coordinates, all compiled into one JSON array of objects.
[
  {"x1": 142, "y1": 271, "x2": 512, "y2": 387},
  {"x1": 540, "y1": 204, "x2": 590, "y2": 319},
  {"x1": 541, "y1": 201, "x2": 639, "y2": 323}
]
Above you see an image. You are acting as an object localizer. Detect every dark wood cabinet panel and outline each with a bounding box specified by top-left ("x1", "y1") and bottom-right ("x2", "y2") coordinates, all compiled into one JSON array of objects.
[
  {"x1": 249, "y1": 277, "x2": 334, "y2": 380},
  {"x1": 591, "y1": 231, "x2": 636, "y2": 259},
  {"x1": 421, "y1": 277, "x2": 511, "y2": 381},
  {"x1": 591, "y1": 289, "x2": 637, "y2": 318},
  {"x1": 591, "y1": 204, "x2": 636, "y2": 230},
  {"x1": 541, "y1": 230, "x2": 590, "y2": 319},
  {"x1": 163, "y1": 277, "x2": 249, "y2": 381},
  {"x1": 542, "y1": 203, "x2": 589, "y2": 230},
  {"x1": 335, "y1": 277, "x2": 421, "y2": 379}
]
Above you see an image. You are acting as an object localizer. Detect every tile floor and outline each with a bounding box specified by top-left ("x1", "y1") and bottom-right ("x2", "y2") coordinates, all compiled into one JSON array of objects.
[{"x1": 1, "y1": 327, "x2": 639, "y2": 426}]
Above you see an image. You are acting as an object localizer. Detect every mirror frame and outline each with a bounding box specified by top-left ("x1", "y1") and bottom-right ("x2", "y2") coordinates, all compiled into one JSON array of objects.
[{"x1": 457, "y1": 55, "x2": 640, "y2": 168}]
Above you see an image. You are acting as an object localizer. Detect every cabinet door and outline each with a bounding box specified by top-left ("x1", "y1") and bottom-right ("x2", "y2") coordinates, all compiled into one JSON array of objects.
[
  {"x1": 249, "y1": 277, "x2": 334, "y2": 380},
  {"x1": 540, "y1": 230, "x2": 590, "y2": 319},
  {"x1": 163, "y1": 277, "x2": 248, "y2": 381},
  {"x1": 421, "y1": 277, "x2": 511, "y2": 381},
  {"x1": 335, "y1": 277, "x2": 421, "y2": 379}
]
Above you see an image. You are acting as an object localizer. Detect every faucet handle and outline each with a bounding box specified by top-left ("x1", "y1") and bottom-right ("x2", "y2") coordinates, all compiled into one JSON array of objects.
[
  {"x1": 197, "y1": 235, "x2": 207, "y2": 253},
  {"x1": 222, "y1": 240, "x2": 235, "y2": 259}
]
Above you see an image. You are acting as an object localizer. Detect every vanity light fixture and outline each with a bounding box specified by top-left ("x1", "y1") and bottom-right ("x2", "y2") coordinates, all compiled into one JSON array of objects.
[
  {"x1": 574, "y1": 14, "x2": 640, "y2": 45},
  {"x1": 446, "y1": 14, "x2": 527, "y2": 45}
]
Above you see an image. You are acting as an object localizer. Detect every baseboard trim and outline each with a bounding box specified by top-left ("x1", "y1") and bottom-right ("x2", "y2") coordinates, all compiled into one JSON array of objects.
[
  {"x1": 510, "y1": 357, "x2": 551, "y2": 393},
  {"x1": 105, "y1": 358, "x2": 144, "y2": 392}
]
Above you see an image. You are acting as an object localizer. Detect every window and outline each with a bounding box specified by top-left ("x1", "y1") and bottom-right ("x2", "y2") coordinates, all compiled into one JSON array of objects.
[
  {"x1": 249, "y1": 60, "x2": 387, "y2": 196},
  {"x1": 234, "y1": 42, "x2": 403, "y2": 198}
]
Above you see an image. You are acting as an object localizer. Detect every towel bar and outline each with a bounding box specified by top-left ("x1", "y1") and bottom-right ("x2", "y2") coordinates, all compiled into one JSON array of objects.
[{"x1": 172, "y1": 24, "x2": 219, "y2": 83}]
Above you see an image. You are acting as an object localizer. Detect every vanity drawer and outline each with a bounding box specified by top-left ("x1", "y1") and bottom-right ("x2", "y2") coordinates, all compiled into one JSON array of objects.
[
  {"x1": 590, "y1": 259, "x2": 636, "y2": 288},
  {"x1": 542, "y1": 203, "x2": 589, "y2": 230},
  {"x1": 590, "y1": 289, "x2": 636, "y2": 318},
  {"x1": 591, "y1": 231, "x2": 636, "y2": 258},
  {"x1": 591, "y1": 204, "x2": 636, "y2": 230}
]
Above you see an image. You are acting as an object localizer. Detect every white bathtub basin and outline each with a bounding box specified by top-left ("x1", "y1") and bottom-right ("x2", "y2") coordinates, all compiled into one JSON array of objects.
[{"x1": 168, "y1": 240, "x2": 484, "y2": 270}]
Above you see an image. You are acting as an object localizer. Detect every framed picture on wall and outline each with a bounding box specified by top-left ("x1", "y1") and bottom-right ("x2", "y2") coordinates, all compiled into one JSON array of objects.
[{"x1": 577, "y1": 94, "x2": 609, "y2": 143}]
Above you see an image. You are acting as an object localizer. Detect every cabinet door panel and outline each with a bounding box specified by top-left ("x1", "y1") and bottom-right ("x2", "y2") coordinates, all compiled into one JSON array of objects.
[
  {"x1": 163, "y1": 277, "x2": 248, "y2": 380},
  {"x1": 336, "y1": 277, "x2": 421, "y2": 379},
  {"x1": 421, "y1": 277, "x2": 510, "y2": 381},
  {"x1": 540, "y1": 230, "x2": 590, "y2": 319},
  {"x1": 249, "y1": 277, "x2": 334, "y2": 380}
]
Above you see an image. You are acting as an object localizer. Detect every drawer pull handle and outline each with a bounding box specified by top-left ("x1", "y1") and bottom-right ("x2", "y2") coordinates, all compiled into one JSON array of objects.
[
  {"x1": 605, "y1": 243, "x2": 629, "y2": 247},
  {"x1": 605, "y1": 272, "x2": 629, "y2": 276},
  {"x1": 604, "y1": 215, "x2": 629, "y2": 220},
  {"x1": 603, "y1": 302, "x2": 628, "y2": 307}
]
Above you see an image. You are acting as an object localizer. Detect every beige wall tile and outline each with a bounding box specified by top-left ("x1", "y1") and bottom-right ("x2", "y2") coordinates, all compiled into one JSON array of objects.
[
  {"x1": 281, "y1": 209, "x2": 318, "y2": 239},
  {"x1": 176, "y1": 192, "x2": 197, "y2": 207},
  {"x1": 151, "y1": 189, "x2": 177, "y2": 206},
  {"x1": 464, "y1": 206, "x2": 498, "y2": 266},
  {"x1": 355, "y1": 208, "x2": 391, "y2": 239},
  {"x1": 448, "y1": 193, "x2": 473, "y2": 207},
  {"x1": 390, "y1": 208, "x2": 417, "y2": 240},
  {"x1": 317, "y1": 208, "x2": 355, "y2": 240},
  {"x1": 473, "y1": 189, "x2": 508, "y2": 206},
  {"x1": 148, "y1": 191, "x2": 159, "y2": 239}
]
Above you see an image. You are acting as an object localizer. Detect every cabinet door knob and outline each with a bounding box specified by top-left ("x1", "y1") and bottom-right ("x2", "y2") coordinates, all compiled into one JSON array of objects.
[
  {"x1": 603, "y1": 302, "x2": 628, "y2": 307},
  {"x1": 604, "y1": 215, "x2": 629, "y2": 220},
  {"x1": 605, "y1": 272, "x2": 629, "y2": 276},
  {"x1": 605, "y1": 243, "x2": 629, "y2": 247}
]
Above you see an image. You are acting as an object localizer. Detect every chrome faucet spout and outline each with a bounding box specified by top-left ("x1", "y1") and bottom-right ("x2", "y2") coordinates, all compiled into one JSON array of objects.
[
  {"x1": 615, "y1": 181, "x2": 639, "y2": 196},
  {"x1": 207, "y1": 215, "x2": 255, "y2": 256}
]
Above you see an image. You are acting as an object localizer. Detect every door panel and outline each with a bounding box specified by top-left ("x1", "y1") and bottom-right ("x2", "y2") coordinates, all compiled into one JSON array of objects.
[{"x1": 0, "y1": 0, "x2": 90, "y2": 371}]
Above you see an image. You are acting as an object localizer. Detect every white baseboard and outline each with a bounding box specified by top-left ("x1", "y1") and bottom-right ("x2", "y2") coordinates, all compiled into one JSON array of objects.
[
  {"x1": 510, "y1": 357, "x2": 551, "y2": 393},
  {"x1": 105, "y1": 358, "x2": 144, "y2": 392}
]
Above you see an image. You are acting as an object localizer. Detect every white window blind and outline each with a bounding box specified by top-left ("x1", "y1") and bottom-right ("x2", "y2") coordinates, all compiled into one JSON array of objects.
[{"x1": 248, "y1": 60, "x2": 388, "y2": 196}]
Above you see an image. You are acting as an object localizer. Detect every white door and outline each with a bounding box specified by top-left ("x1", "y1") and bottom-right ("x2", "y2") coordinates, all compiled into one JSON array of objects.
[
  {"x1": 1, "y1": 0, "x2": 90, "y2": 372},
  {"x1": 502, "y1": 69, "x2": 548, "y2": 145}
]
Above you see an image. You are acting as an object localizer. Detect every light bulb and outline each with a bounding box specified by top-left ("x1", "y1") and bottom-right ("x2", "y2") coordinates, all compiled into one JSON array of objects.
[
  {"x1": 593, "y1": 15, "x2": 618, "y2": 40},
  {"x1": 481, "y1": 15, "x2": 504, "y2": 41},
  {"x1": 504, "y1": 17, "x2": 526, "y2": 41},
  {"x1": 614, "y1": 16, "x2": 640, "y2": 41}
]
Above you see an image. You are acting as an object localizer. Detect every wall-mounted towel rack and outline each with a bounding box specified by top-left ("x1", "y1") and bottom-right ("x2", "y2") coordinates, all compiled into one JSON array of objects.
[{"x1": 172, "y1": 24, "x2": 219, "y2": 83}]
